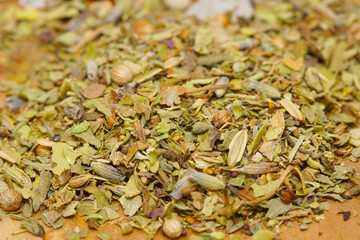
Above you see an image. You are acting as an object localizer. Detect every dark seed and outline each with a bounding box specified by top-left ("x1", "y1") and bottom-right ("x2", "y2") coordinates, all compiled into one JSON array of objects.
[
  {"x1": 314, "y1": 209, "x2": 323, "y2": 215},
  {"x1": 343, "y1": 211, "x2": 351, "y2": 221},
  {"x1": 340, "y1": 194, "x2": 353, "y2": 200},
  {"x1": 240, "y1": 223, "x2": 252, "y2": 236},
  {"x1": 230, "y1": 172, "x2": 238, "y2": 178},
  {"x1": 52, "y1": 134, "x2": 61, "y2": 142}
]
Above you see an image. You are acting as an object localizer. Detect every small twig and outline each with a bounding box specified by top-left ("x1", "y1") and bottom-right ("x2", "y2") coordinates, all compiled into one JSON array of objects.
[
  {"x1": 285, "y1": 132, "x2": 320, "y2": 158},
  {"x1": 73, "y1": 23, "x2": 114, "y2": 53},
  {"x1": 246, "y1": 165, "x2": 294, "y2": 206},
  {"x1": 289, "y1": 135, "x2": 305, "y2": 163},
  {"x1": 294, "y1": 166, "x2": 307, "y2": 194},
  {"x1": 219, "y1": 122, "x2": 241, "y2": 131},
  {"x1": 185, "y1": 83, "x2": 234, "y2": 95}
]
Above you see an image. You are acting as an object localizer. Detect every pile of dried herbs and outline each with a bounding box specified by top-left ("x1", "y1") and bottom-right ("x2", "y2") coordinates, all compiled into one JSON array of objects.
[{"x1": 1, "y1": 0, "x2": 360, "y2": 239}]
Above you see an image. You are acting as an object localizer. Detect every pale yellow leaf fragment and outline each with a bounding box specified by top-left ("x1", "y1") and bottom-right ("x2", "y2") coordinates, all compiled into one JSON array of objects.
[
  {"x1": 280, "y1": 99, "x2": 303, "y2": 121},
  {"x1": 281, "y1": 57, "x2": 303, "y2": 71},
  {"x1": 269, "y1": 110, "x2": 285, "y2": 130}
]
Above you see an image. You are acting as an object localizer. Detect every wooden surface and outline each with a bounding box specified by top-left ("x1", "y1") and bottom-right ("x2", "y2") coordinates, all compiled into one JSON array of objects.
[{"x1": 1, "y1": 1, "x2": 360, "y2": 239}]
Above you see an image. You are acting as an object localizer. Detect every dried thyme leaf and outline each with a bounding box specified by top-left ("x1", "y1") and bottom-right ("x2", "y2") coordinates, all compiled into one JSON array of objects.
[{"x1": 31, "y1": 170, "x2": 52, "y2": 212}]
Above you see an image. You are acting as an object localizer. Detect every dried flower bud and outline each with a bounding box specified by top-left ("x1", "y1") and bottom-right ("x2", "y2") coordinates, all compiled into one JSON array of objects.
[
  {"x1": 0, "y1": 188, "x2": 22, "y2": 211},
  {"x1": 111, "y1": 64, "x2": 133, "y2": 86},
  {"x1": 213, "y1": 110, "x2": 232, "y2": 128},
  {"x1": 43, "y1": 230, "x2": 67, "y2": 240},
  {"x1": 64, "y1": 105, "x2": 83, "y2": 120},
  {"x1": 162, "y1": 218, "x2": 183, "y2": 239}
]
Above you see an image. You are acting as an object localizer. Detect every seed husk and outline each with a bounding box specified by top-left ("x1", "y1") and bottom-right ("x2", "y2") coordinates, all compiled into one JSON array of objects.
[
  {"x1": 68, "y1": 174, "x2": 92, "y2": 188},
  {"x1": 6, "y1": 167, "x2": 32, "y2": 189},
  {"x1": 91, "y1": 162, "x2": 126, "y2": 182},
  {"x1": 228, "y1": 129, "x2": 248, "y2": 167}
]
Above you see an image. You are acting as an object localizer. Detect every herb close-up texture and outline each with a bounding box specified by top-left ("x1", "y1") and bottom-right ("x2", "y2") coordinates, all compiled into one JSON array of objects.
[{"x1": 0, "y1": 0, "x2": 360, "y2": 239}]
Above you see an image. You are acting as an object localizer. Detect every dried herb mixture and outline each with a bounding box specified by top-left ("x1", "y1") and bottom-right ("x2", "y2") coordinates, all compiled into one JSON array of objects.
[{"x1": 1, "y1": 0, "x2": 360, "y2": 239}]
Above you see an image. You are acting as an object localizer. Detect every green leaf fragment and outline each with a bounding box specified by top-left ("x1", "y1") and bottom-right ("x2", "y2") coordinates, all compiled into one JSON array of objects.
[
  {"x1": 124, "y1": 174, "x2": 141, "y2": 198},
  {"x1": 51, "y1": 143, "x2": 77, "y2": 175},
  {"x1": 248, "y1": 124, "x2": 268, "y2": 155},
  {"x1": 250, "y1": 229, "x2": 275, "y2": 240},
  {"x1": 31, "y1": 170, "x2": 52, "y2": 212},
  {"x1": 71, "y1": 121, "x2": 90, "y2": 134},
  {"x1": 251, "y1": 179, "x2": 281, "y2": 197},
  {"x1": 156, "y1": 121, "x2": 170, "y2": 134},
  {"x1": 265, "y1": 197, "x2": 293, "y2": 218},
  {"x1": 119, "y1": 195, "x2": 142, "y2": 216}
]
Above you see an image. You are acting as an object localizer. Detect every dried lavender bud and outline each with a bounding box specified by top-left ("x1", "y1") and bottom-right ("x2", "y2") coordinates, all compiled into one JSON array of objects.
[
  {"x1": 5, "y1": 96, "x2": 26, "y2": 112},
  {"x1": 64, "y1": 105, "x2": 83, "y2": 120},
  {"x1": 163, "y1": 38, "x2": 175, "y2": 49}
]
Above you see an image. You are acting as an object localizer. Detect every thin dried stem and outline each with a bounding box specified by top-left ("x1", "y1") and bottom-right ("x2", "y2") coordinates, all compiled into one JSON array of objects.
[
  {"x1": 185, "y1": 83, "x2": 234, "y2": 95},
  {"x1": 246, "y1": 165, "x2": 294, "y2": 206},
  {"x1": 294, "y1": 166, "x2": 307, "y2": 194}
]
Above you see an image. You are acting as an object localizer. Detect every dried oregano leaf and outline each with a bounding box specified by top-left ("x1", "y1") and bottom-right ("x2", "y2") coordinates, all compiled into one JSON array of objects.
[
  {"x1": 42, "y1": 210, "x2": 63, "y2": 229},
  {"x1": 119, "y1": 195, "x2": 142, "y2": 216},
  {"x1": 265, "y1": 197, "x2": 293, "y2": 218},
  {"x1": 1, "y1": 0, "x2": 360, "y2": 238}
]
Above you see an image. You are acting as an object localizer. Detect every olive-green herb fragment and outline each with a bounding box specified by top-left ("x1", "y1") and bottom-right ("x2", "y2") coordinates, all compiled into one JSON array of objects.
[
  {"x1": 248, "y1": 124, "x2": 268, "y2": 156},
  {"x1": 91, "y1": 162, "x2": 126, "y2": 182},
  {"x1": 71, "y1": 121, "x2": 90, "y2": 134},
  {"x1": 31, "y1": 170, "x2": 52, "y2": 212},
  {"x1": 1, "y1": 0, "x2": 360, "y2": 238}
]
